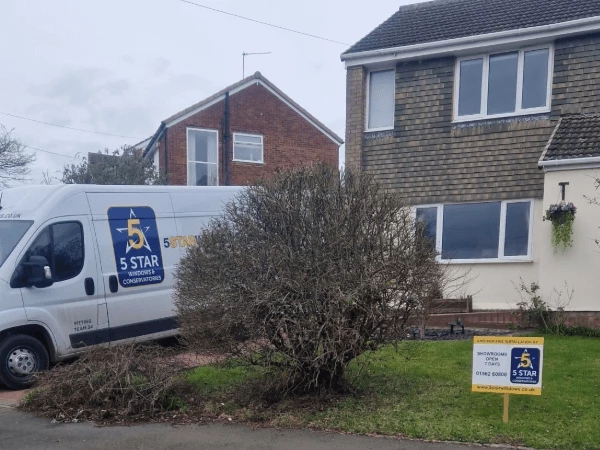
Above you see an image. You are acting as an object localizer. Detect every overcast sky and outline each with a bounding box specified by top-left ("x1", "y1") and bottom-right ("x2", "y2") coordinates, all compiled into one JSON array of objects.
[{"x1": 1, "y1": 0, "x2": 426, "y2": 184}]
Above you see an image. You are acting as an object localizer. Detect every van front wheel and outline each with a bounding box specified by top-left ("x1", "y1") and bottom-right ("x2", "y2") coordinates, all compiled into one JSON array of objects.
[{"x1": 0, "y1": 335, "x2": 49, "y2": 390}]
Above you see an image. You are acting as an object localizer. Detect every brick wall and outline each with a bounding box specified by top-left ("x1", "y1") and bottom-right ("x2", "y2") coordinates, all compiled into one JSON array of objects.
[
  {"x1": 157, "y1": 83, "x2": 339, "y2": 186},
  {"x1": 414, "y1": 311, "x2": 600, "y2": 330},
  {"x1": 345, "y1": 67, "x2": 366, "y2": 170},
  {"x1": 350, "y1": 33, "x2": 600, "y2": 205}
]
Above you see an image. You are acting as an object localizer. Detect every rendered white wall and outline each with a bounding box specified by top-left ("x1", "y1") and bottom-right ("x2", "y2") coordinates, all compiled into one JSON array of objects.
[{"x1": 538, "y1": 168, "x2": 600, "y2": 311}]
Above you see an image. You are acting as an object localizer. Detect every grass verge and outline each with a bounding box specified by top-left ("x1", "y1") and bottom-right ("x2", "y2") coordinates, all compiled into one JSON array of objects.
[{"x1": 187, "y1": 336, "x2": 600, "y2": 449}]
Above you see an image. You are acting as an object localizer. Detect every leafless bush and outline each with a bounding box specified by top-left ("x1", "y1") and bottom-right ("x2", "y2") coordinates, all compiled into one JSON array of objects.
[
  {"x1": 514, "y1": 279, "x2": 574, "y2": 330},
  {"x1": 412, "y1": 277, "x2": 445, "y2": 337},
  {"x1": 21, "y1": 344, "x2": 187, "y2": 422},
  {"x1": 412, "y1": 265, "x2": 472, "y2": 337},
  {"x1": 0, "y1": 125, "x2": 35, "y2": 187},
  {"x1": 175, "y1": 164, "x2": 446, "y2": 397}
]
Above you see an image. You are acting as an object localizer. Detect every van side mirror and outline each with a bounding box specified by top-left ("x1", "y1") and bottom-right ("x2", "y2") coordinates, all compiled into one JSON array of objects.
[{"x1": 22, "y1": 256, "x2": 54, "y2": 288}]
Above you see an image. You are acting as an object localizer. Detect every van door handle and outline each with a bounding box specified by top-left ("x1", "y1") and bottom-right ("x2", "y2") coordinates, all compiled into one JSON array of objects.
[
  {"x1": 109, "y1": 275, "x2": 118, "y2": 293},
  {"x1": 84, "y1": 278, "x2": 95, "y2": 296}
]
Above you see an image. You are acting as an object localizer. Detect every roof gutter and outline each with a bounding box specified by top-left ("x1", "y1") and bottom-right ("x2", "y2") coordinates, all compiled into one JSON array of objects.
[
  {"x1": 341, "y1": 15, "x2": 600, "y2": 67},
  {"x1": 539, "y1": 156, "x2": 600, "y2": 170},
  {"x1": 142, "y1": 122, "x2": 166, "y2": 158}
]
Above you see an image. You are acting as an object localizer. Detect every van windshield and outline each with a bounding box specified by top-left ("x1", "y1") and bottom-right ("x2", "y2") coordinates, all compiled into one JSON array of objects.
[{"x1": 0, "y1": 221, "x2": 33, "y2": 268}]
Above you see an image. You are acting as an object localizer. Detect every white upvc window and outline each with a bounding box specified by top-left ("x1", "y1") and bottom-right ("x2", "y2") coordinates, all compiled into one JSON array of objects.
[
  {"x1": 454, "y1": 45, "x2": 553, "y2": 122},
  {"x1": 366, "y1": 69, "x2": 395, "y2": 131},
  {"x1": 233, "y1": 133, "x2": 263, "y2": 163},
  {"x1": 187, "y1": 127, "x2": 218, "y2": 186},
  {"x1": 152, "y1": 147, "x2": 159, "y2": 170},
  {"x1": 415, "y1": 199, "x2": 534, "y2": 263}
]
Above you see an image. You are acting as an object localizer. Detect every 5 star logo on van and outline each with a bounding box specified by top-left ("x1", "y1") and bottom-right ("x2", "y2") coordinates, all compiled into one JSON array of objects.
[{"x1": 108, "y1": 206, "x2": 165, "y2": 288}]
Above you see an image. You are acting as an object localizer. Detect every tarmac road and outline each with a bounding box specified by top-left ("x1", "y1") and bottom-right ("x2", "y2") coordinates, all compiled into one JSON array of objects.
[{"x1": 0, "y1": 408, "x2": 517, "y2": 450}]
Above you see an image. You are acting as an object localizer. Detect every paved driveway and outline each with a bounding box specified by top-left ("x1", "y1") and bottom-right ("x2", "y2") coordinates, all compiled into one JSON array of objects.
[
  {"x1": 0, "y1": 408, "x2": 515, "y2": 450},
  {"x1": 0, "y1": 386, "x2": 28, "y2": 407}
]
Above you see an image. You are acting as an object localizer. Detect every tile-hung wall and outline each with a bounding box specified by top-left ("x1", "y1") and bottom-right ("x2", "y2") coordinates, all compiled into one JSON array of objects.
[
  {"x1": 343, "y1": 33, "x2": 600, "y2": 310},
  {"x1": 349, "y1": 33, "x2": 600, "y2": 206}
]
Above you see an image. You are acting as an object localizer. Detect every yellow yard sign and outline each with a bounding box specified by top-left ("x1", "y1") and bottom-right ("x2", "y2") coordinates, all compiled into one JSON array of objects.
[{"x1": 472, "y1": 336, "x2": 544, "y2": 422}]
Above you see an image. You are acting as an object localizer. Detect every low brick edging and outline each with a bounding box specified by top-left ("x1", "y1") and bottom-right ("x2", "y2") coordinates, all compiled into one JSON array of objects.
[
  {"x1": 559, "y1": 311, "x2": 600, "y2": 329},
  {"x1": 425, "y1": 311, "x2": 515, "y2": 330},
  {"x1": 423, "y1": 310, "x2": 600, "y2": 330}
]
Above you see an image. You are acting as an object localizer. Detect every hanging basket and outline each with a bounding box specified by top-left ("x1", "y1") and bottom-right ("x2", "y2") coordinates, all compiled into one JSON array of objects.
[{"x1": 544, "y1": 202, "x2": 576, "y2": 252}]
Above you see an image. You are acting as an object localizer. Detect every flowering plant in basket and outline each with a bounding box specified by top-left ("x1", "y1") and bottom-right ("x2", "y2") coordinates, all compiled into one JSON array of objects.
[{"x1": 544, "y1": 202, "x2": 576, "y2": 252}]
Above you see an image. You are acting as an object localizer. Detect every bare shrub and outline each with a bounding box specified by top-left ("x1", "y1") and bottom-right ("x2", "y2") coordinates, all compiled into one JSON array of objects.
[
  {"x1": 514, "y1": 279, "x2": 574, "y2": 331},
  {"x1": 61, "y1": 146, "x2": 166, "y2": 185},
  {"x1": 0, "y1": 125, "x2": 35, "y2": 187},
  {"x1": 412, "y1": 269, "x2": 472, "y2": 337},
  {"x1": 21, "y1": 344, "x2": 187, "y2": 422},
  {"x1": 175, "y1": 164, "x2": 446, "y2": 397}
]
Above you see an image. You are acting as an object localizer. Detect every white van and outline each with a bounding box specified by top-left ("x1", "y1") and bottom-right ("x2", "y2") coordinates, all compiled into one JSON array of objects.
[{"x1": 0, "y1": 184, "x2": 242, "y2": 389}]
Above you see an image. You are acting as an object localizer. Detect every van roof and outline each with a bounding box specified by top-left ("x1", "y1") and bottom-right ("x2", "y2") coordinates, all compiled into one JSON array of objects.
[{"x1": 0, "y1": 184, "x2": 244, "y2": 222}]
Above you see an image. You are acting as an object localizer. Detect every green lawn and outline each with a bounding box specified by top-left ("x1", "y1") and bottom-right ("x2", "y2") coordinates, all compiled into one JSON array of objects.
[{"x1": 187, "y1": 336, "x2": 600, "y2": 450}]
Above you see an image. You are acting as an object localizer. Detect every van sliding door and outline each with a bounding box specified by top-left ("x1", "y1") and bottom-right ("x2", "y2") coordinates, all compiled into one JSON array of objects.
[{"x1": 87, "y1": 192, "x2": 179, "y2": 344}]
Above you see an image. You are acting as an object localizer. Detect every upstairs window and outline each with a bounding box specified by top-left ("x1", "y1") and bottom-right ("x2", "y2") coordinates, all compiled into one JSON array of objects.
[
  {"x1": 233, "y1": 133, "x2": 263, "y2": 163},
  {"x1": 367, "y1": 69, "x2": 395, "y2": 130},
  {"x1": 455, "y1": 46, "x2": 552, "y2": 121},
  {"x1": 187, "y1": 128, "x2": 218, "y2": 186},
  {"x1": 415, "y1": 200, "x2": 533, "y2": 262}
]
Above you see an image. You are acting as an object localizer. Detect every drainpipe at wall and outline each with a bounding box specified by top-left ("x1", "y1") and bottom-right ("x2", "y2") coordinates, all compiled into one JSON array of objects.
[
  {"x1": 163, "y1": 127, "x2": 169, "y2": 185},
  {"x1": 222, "y1": 91, "x2": 231, "y2": 186}
]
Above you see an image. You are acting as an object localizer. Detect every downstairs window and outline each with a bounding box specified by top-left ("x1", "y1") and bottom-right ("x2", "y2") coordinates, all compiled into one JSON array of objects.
[{"x1": 415, "y1": 200, "x2": 533, "y2": 262}]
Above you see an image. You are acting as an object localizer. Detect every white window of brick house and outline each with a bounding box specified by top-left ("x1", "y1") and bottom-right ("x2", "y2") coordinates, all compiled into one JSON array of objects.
[
  {"x1": 187, "y1": 128, "x2": 218, "y2": 186},
  {"x1": 152, "y1": 146, "x2": 159, "y2": 170},
  {"x1": 415, "y1": 200, "x2": 534, "y2": 263},
  {"x1": 366, "y1": 69, "x2": 395, "y2": 131},
  {"x1": 233, "y1": 133, "x2": 263, "y2": 163},
  {"x1": 454, "y1": 45, "x2": 553, "y2": 121}
]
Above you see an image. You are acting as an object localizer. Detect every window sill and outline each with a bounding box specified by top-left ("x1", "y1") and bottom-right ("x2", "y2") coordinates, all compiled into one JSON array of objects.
[
  {"x1": 440, "y1": 258, "x2": 533, "y2": 265},
  {"x1": 453, "y1": 108, "x2": 550, "y2": 124},
  {"x1": 365, "y1": 126, "x2": 394, "y2": 133},
  {"x1": 232, "y1": 160, "x2": 264, "y2": 165}
]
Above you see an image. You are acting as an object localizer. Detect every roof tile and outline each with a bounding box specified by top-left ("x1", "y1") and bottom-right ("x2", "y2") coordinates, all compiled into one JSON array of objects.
[
  {"x1": 543, "y1": 114, "x2": 600, "y2": 161},
  {"x1": 344, "y1": 0, "x2": 600, "y2": 54}
]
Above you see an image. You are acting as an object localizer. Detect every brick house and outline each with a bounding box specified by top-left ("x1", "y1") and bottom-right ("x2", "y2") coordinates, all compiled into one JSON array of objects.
[
  {"x1": 139, "y1": 72, "x2": 342, "y2": 186},
  {"x1": 342, "y1": 0, "x2": 600, "y2": 322}
]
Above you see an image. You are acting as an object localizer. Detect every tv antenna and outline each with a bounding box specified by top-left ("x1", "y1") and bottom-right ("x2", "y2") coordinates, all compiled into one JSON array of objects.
[{"x1": 242, "y1": 51, "x2": 271, "y2": 78}]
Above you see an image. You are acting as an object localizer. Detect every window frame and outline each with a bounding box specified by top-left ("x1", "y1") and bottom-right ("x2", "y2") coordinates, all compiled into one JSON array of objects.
[
  {"x1": 232, "y1": 132, "x2": 264, "y2": 164},
  {"x1": 453, "y1": 44, "x2": 554, "y2": 122},
  {"x1": 414, "y1": 199, "x2": 534, "y2": 264},
  {"x1": 12, "y1": 220, "x2": 85, "y2": 287},
  {"x1": 365, "y1": 68, "x2": 396, "y2": 132},
  {"x1": 186, "y1": 127, "x2": 219, "y2": 186},
  {"x1": 50, "y1": 221, "x2": 85, "y2": 282}
]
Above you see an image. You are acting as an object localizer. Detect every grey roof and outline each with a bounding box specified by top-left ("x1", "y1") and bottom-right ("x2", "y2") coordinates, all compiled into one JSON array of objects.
[
  {"x1": 344, "y1": 0, "x2": 600, "y2": 55},
  {"x1": 542, "y1": 115, "x2": 600, "y2": 161},
  {"x1": 131, "y1": 136, "x2": 152, "y2": 150}
]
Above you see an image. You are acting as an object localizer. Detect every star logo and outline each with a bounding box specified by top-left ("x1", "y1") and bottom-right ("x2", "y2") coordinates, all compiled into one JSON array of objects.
[
  {"x1": 514, "y1": 349, "x2": 535, "y2": 369},
  {"x1": 115, "y1": 209, "x2": 152, "y2": 254}
]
